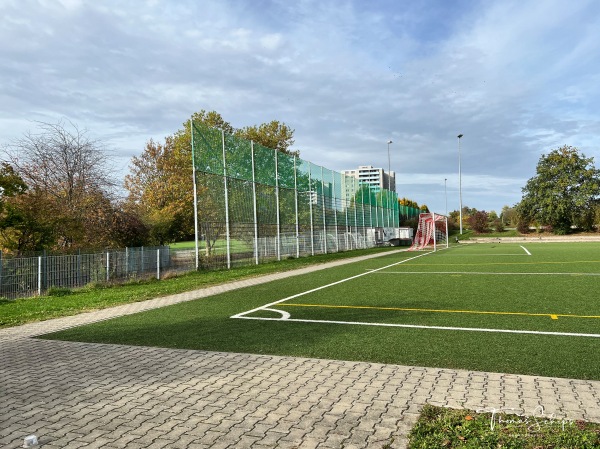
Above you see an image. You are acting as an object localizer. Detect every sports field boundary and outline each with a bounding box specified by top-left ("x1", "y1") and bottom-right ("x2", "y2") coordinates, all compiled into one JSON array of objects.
[
  {"x1": 470, "y1": 235, "x2": 600, "y2": 243},
  {"x1": 0, "y1": 248, "x2": 409, "y2": 341}
]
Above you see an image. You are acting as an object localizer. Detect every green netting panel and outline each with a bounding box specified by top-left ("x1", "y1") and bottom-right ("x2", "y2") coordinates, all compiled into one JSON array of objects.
[
  {"x1": 198, "y1": 172, "x2": 226, "y2": 223},
  {"x1": 224, "y1": 133, "x2": 253, "y2": 181},
  {"x1": 193, "y1": 120, "x2": 409, "y2": 262},
  {"x1": 255, "y1": 183, "x2": 278, "y2": 227},
  {"x1": 253, "y1": 143, "x2": 277, "y2": 186},
  {"x1": 279, "y1": 187, "x2": 297, "y2": 227},
  {"x1": 295, "y1": 158, "x2": 311, "y2": 192},
  {"x1": 227, "y1": 178, "x2": 254, "y2": 223},
  {"x1": 193, "y1": 122, "x2": 224, "y2": 176},
  {"x1": 277, "y1": 152, "x2": 296, "y2": 190}
]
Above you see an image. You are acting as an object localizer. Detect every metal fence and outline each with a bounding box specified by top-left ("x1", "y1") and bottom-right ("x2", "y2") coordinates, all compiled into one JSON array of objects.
[
  {"x1": 191, "y1": 121, "x2": 400, "y2": 268},
  {"x1": 0, "y1": 247, "x2": 174, "y2": 300}
]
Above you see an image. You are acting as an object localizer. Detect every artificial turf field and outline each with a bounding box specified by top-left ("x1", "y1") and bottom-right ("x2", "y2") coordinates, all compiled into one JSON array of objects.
[{"x1": 43, "y1": 242, "x2": 600, "y2": 380}]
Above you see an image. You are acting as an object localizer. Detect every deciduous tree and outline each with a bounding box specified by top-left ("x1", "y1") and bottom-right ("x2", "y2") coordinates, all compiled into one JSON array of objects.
[
  {"x1": 518, "y1": 146, "x2": 600, "y2": 234},
  {"x1": 4, "y1": 120, "x2": 119, "y2": 250}
]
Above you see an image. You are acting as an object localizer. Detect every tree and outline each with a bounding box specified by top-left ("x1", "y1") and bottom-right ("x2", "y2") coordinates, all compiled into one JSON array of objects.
[
  {"x1": 500, "y1": 205, "x2": 518, "y2": 226},
  {"x1": 125, "y1": 110, "x2": 299, "y2": 248},
  {"x1": 468, "y1": 210, "x2": 489, "y2": 233},
  {"x1": 235, "y1": 120, "x2": 297, "y2": 156},
  {"x1": 0, "y1": 162, "x2": 27, "y2": 202},
  {"x1": 4, "y1": 120, "x2": 119, "y2": 250},
  {"x1": 518, "y1": 146, "x2": 600, "y2": 234}
]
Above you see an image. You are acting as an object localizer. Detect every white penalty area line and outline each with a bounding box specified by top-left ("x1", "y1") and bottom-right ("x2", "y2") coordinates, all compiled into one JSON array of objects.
[
  {"x1": 520, "y1": 245, "x2": 532, "y2": 255},
  {"x1": 233, "y1": 315, "x2": 600, "y2": 339},
  {"x1": 231, "y1": 251, "x2": 435, "y2": 319},
  {"x1": 376, "y1": 271, "x2": 600, "y2": 276}
]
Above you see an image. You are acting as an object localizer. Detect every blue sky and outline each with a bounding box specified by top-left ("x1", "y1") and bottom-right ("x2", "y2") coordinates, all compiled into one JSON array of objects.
[{"x1": 2, "y1": 0, "x2": 600, "y2": 215}]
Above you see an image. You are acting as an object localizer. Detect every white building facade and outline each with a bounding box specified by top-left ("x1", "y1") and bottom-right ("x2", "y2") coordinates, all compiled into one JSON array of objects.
[{"x1": 341, "y1": 165, "x2": 396, "y2": 193}]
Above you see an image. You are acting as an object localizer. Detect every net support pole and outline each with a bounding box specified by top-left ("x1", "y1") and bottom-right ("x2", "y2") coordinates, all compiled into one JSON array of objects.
[
  {"x1": 251, "y1": 141, "x2": 259, "y2": 265},
  {"x1": 221, "y1": 130, "x2": 231, "y2": 269},
  {"x1": 361, "y1": 186, "x2": 366, "y2": 246},
  {"x1": 275, "y1": 151, "x2": 281, "y2": 261},
  {"x1": 445, "y1": 215, "x2": 449, "y2": 249},
  {"x1": 332, "y1": 173, "x2": 339, "y2": 252},
  {"x1": 294, "y1": 156, "x2": 300, "y2": 259},
  {"x1": 353, "y1": 178, "x2": 358, "y2": 250},
  {"x1": 433, "y1": 213, "x2": 437, "y2": 252},
  {"x1": 191, "y1": 119, "x2": 199, "y2": 270},
  {"x1": 308, "y1": 164, "x2": 314, "y2": 256},
  {"x1": 321, "y1": 166, "x2": 327, "y2": 254}
]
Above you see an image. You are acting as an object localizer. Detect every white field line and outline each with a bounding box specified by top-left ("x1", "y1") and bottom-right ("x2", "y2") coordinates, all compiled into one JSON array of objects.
[
  {"x1": 376, "y1": 271, "x2": 600, "y2": 276},
  {"x1": 450, "y1": 254, "x2": 530, "y2": 256},
  {"x1": 231, "y1": 251, "x2": 433, "y2": 319},
  {"x1": 233, "y1": 315, "x2": 600, "y2": 339},
  {"x1": 520, "y1": 245, "x2": 532, "y2": 255}
]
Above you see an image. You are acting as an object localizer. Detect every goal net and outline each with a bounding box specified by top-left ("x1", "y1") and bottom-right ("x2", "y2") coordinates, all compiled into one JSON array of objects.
[{"x1": 408, "y1": 213, "x2": 448, "y2": 251}]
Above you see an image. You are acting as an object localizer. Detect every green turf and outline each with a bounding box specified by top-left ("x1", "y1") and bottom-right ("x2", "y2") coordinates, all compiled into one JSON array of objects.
[{"x1": 41, "y1": 243, "x2": 600, "y2": 380}]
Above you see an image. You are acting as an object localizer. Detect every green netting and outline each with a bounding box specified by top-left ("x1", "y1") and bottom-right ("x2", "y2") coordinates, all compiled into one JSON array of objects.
[{"x1": 192, "y1": 120, "x2": 400, "y2": 260}]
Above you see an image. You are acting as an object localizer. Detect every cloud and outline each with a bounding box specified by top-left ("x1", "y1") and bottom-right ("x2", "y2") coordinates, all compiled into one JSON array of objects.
[{"x1": 1, "y1": 0, "x2": 600, "y2": 213}]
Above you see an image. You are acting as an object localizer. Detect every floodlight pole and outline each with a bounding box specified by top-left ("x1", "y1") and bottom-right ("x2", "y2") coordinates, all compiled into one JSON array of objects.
[
  {"x1": 457, "y1": 134, "x2": 464, "y2": 234},
  {"x1": 387, "y1": 140, "x2": 393, "y2": 191},
  {"x1": 444, "y1": 178, "x2": 448, "y2": 217}
]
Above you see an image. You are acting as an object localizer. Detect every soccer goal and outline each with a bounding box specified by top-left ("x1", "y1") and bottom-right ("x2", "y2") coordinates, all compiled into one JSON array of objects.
[{"x1": 408, "y1": 213, "x2": 448, "y2": 251}]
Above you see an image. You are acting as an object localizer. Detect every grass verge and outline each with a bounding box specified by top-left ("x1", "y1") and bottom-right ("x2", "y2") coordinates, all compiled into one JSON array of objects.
[{"x1": 408, "y1": 404, "x2": 600, "y2": 448}]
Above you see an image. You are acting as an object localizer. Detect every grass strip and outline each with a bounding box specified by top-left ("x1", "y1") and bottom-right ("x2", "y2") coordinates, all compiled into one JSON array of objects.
[{"x1": 408, "y1": 404, "x2": 600, "y2": 448}]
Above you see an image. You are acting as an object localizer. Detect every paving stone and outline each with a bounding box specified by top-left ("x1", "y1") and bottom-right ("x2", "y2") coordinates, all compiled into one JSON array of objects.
[{"x1": 2, "y1": 252, "x2": 600, "y2": 449}]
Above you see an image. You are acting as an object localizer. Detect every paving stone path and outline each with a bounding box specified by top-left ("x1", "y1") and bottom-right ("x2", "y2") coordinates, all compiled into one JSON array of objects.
[{"x1": 2, "y1": 252, "x2": 600, "y2": 448}]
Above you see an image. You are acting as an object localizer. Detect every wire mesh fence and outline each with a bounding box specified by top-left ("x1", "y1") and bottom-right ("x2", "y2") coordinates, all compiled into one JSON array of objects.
[
  {"x1": 0, "y1": 247, "x2": 174, "y2": 300},
  {"x1": 191, "y1": 121, "x2": 402, "y2": 268}
]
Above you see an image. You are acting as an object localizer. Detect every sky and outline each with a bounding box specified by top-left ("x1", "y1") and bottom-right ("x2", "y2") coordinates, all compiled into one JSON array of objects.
[{"x1": 2, "y1": 0, "x2": 600, "y2": 216}]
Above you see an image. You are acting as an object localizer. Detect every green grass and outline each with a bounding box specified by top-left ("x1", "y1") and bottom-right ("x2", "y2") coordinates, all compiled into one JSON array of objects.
[
  {"x1": 41, "y1": 242, "x2": 600, "y2": 380},
  {"x1": 170, "y1": 238, "x2": 252, "y2": 252},
  {"x1": 0, "y1": 247, "x2": 395, "y2": 328},
  {"x1": 408, "y1": 404, "x2": 600, "y2": 448}
]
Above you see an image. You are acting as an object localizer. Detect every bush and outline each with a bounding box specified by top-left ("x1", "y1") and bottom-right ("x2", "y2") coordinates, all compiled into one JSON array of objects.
[
  {"x1": 47, "y1": 286, "x2": 72, "y2": 297},
  {"x1": 516, "y1": 221, "x2": 530, "y2": 234},
  {"x1": 468, "y1": 211, "x2": 489, "y2": 234},
  {"x1": 493, "y1": 220, "x2": 505, "y2": 233}
]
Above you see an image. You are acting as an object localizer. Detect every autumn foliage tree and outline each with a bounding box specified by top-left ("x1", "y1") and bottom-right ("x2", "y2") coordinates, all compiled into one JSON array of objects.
[
  {"x1": 3, "y1": 120, "x2": 125, "y2": 252},
  {"x1": 124, "y1": 110, "x2": 298, "y2": 246}
]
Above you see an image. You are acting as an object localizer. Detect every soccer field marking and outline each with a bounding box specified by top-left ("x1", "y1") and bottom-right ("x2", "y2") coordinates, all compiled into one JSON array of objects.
[
  {"x1": 233, "y1": 315, "x2": 600, "y2": 339},
  {"x1": 276, "y1": 303, "x2": 600, "y2": 320},
  {"x1": 377, "y1": 271, "x2": 600, "y2": 276},
  {"x1": 400, "y1": 260, "x2": 600, "y2": 266},
  {"x1": 231, "y1": 251, "x2": 434, "y2": 319},
  {"x1": 520, "y1": 245, "x2": 532, "y2": 255}
]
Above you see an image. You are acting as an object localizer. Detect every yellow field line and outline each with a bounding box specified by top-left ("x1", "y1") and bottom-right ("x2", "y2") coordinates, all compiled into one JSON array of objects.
[
  {"x1": 279, "y1": 303, "x2": 600, "y2": 320},
  {"x1": 406, "y1": 260, "x2": 600, "y2": 266}
]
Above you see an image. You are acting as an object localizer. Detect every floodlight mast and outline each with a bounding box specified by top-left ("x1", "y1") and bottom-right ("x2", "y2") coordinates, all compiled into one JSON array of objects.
[
  {"x1": 387, "y1": 140, "x2": 393, "y2": 190},
  {"x1": 457, "y1": 134, "x2": 464, "y2": 234}
]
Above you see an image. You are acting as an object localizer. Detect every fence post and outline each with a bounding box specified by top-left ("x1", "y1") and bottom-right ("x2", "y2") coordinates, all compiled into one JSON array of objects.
[
  {"x1": 321, "y1": 166, "x2": 327, "y2": 254},
  {"x1": 308, "y1": 164, "x2": 314, "y2": 256},
  {"x1": 125, "y1": 247, "x2": 129, "y2": 277},
  {"x1": 106, "y1": 251, "x2": 110, "y2": 282},
  {"x1": 275, "y1": 150, "x2": 281, "y2": 261},
  {"x1": 156, "y1": 249, "x2": 160, "y2": 279},
  {"x1": 294, "y1": 156, "x2": 299, "y2": 258},
  {"x1": 251, "y1": 141, "x2": 259, "y2": 265},
  {"x1": 38, "y1": 256, "x2": 42, "y2": 296}
]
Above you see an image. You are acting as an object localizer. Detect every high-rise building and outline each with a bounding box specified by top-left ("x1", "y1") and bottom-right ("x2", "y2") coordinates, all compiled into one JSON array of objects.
[{"x1": 342, "y1": 165, "x2": 396, "y2": 193}]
